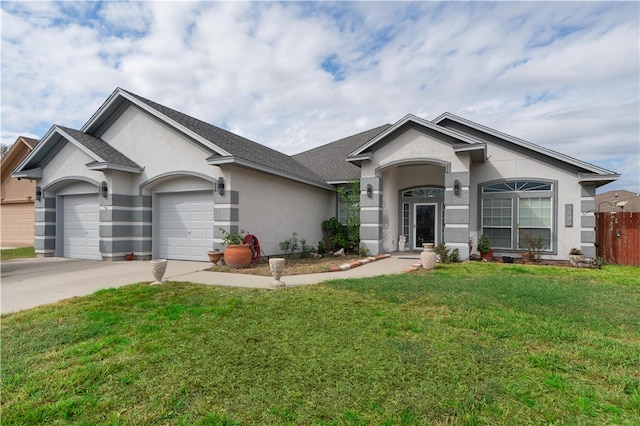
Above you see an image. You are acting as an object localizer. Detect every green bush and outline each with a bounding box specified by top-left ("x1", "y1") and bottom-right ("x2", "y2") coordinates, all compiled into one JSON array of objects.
[
  {"x1": 279, "y1": 232, "x2": 314, "y2": 258},
  {"x1": 322, "y1": 217, "x2": 347, "y2": 252},
  {"x1": 434, "y1": 242, "x2": 459, "y2": 264}
]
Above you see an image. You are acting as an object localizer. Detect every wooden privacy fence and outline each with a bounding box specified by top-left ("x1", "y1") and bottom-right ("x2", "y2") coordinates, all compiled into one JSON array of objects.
[{"x1": 596, "y1": 212, "x2": 640, "y2": 266}]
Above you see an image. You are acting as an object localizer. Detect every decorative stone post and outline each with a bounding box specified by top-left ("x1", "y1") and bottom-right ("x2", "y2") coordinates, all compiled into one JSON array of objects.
[
  {"x1": 150, "y1": 259, "x2": 168, "y2": 284},
  {"x1": 268, "y1": 258, "x2": 286, "y2": 288},
  {"x1": 420, "y1": 243, "x2": 438, "y2": 270}
]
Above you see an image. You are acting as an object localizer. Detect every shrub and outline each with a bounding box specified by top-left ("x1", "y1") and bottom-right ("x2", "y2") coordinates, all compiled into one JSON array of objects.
[
  {"x1": 434, "y1": 243, "x2": 459, "y2": 264},
  {"x1": 477, "y1": 234, "x2": 491, "y2": 254},
  {"x1": 279, "y1": 232, "x2": 314, "y2": 258},
  {"x1": 322, "y1": 217, "x2": 347, "y2": 252}
]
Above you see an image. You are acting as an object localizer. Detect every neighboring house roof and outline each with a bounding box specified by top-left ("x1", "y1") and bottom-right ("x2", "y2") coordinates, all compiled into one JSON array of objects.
[
  {"x1": 346, "y1": 114, "x2": 487, "y2": 166},
  {"x1": 1, "y1": 136, "x2": 39, "y2": 182},
  {"x1": 293, "y1": 124, "x2": 392, "y2": 183},
  {"x1": 83, "y1": 88, "x2": 332, "y2": 190},
  {"x1": 433, "y1": 112, "x2": 619, "y2": 186},
  {"x1": 12, "y1": 125, "x2": 143, "y2": 178},
  {"x1": 596, "y1": 190, "x2": 640, "y2": 212},
  {"x1": 1, "y1": 136, "x2": 39, "y2": 203}
]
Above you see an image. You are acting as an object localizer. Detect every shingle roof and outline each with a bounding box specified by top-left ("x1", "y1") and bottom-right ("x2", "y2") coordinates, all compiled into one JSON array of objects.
[
  {"x1": 20, "y1": 137, "x2": 39, "y2": 149},
  {"x1": 292, "y1": 124, "x2": 392, "y2": 182},
  {"x1": 596, "y1": 190, "x2": 640, "y2": 212},
  {"x1": 57, "y1": 126, "x2": 142, "y2": 171},
  {"x1": 121, "y1": 90, "x2": 328, "y2": 186}
]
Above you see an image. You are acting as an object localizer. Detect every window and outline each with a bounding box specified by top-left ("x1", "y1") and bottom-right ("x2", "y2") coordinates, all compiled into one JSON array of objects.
[
  {"x1": 402, "y1": 203, "x2": 410, "y2": 237},
  {"x1": 481, "y1": 180, "x2": 554, "y2": 251}
]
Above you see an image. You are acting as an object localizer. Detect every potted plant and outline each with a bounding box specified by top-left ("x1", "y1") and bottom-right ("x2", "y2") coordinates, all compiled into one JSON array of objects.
[
  {"x1": 207, "y1": 249, "x2": 222, "y2": 264},
  {"x1": 219, "y1": 228, "x2": 252, "y2": 268},
  {"x1": 478, "y1": 234, "x2": 493, "y2": 259},
  {"x1": 569, "y1": 247, "x2": 585, "y2": 267}
]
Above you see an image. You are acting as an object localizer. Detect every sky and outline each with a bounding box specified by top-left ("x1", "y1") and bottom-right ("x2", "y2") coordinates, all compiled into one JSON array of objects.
[{"x1": 1, "y1": 1, "x2": 638, "y2": 192}]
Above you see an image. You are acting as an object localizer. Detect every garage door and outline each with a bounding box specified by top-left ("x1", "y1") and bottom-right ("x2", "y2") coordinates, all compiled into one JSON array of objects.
[
  {"x1": 156, "y1": 191, "x2": 214, "y2": 261},
  {"x1": 63, "y1": 194, "x2": 101, "y2": 260}
]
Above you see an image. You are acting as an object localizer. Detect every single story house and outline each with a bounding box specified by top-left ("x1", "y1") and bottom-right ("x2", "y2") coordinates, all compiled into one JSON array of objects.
[
  {"x1": 12, "y1": 88, "x2": 619, "y2": 261},
  {"x1": 1, "y1": 136, "x2": 39, "y2": 247}
]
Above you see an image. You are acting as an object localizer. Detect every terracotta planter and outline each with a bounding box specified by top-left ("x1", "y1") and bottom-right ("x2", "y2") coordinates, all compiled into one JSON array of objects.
[
  {"x1": 124, "y1": 253, "x2": 134, "y2": 261},
  {"x1": 207, "y1": 250, "x2": 222, "y2": 264},
  {"x1": 224, "y1": 244, "x2": 252, "y2": 268},
  {"x1": 480, "y1": 249, "x2": 494, "y2": 260}
]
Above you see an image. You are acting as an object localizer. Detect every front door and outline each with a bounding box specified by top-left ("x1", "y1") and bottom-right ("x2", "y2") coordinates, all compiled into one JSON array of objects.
[{"x1": 414, "y1": 203, "x2": 437, "y2": 249}]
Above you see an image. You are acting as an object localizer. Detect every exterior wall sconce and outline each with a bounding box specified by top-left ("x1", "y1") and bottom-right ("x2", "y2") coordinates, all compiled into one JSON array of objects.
[
  {"x1": 100, "y1": 181, "x2": 108, "y2": 198},
  {"x1": 366, "y1": 183, "x2": 373, "y2": 198},
  {"x1": 217, "y1": 177, "x2": 225, "y2": 196},
  {"x1": 454, "y1": 179, "x2": 461, "y2": 196},
  {"x1": 35, "y1": 186, "x2": 42, "y2": 201}
]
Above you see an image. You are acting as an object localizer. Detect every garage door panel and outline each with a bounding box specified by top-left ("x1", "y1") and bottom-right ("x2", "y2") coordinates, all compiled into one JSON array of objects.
[
  {"x1": 157, "y1": 191, "x2": 214, "y2": 261},
  {"x1": 63, "y1": 194, "x2": 100, "y2": 260}
]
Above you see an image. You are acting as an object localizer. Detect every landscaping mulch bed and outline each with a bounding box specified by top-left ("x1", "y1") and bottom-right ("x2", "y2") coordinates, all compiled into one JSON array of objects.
[{"x1": 209, "y1": 254, "x2": 371, "y2": 276}]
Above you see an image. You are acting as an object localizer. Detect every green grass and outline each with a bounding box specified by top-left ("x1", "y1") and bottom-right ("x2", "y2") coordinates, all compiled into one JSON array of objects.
[
  {"x1": 2, "y1": 262, "x2": 639, "y2": 424},
  {"x1": 0, "y1": 246, "x2": 35, "y2": 260}
]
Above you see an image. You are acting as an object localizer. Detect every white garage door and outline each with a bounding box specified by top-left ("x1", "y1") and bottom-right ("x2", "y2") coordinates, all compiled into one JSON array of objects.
[
  {"x1": 63, "y1": 194, "x2": 101, "y2": 260},
  {"x1": 156, "y1": 191, "x2": 214, "y2": 261}
]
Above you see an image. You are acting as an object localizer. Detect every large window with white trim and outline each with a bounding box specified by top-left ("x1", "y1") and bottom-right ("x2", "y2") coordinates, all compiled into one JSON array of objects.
[{"x1": 481, "y1": 180, "x2": 554, "y2": 251}]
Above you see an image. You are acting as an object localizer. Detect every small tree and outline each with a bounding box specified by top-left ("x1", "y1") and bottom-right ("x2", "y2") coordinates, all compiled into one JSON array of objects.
[
  {"x1": 337, "y1": 180, "x2": 360, "y2": 252},
  {"x1": 0, "y1": 144, "x2": 9, "y2": 161},
  {"x1": 321, "y1": 217, "x2": 347, "y2": 252}
]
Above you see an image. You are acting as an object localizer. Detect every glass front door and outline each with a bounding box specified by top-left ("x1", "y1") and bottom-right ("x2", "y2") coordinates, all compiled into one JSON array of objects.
[{"x1": 414, "y1": 203, "x2": 437, "y2": 249}]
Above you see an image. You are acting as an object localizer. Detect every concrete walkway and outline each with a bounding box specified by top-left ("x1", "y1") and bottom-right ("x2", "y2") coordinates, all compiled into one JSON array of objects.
[{"x1": 1, "y1": 255, "x2": 420, "y2": 314}]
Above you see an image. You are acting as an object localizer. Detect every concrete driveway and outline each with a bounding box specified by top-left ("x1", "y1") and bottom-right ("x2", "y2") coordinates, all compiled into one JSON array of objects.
[
  {"x1": 1, "y1": 256, "x2": 419, "y2": 314},
  {"x1": 1, "y1": 258, "x2": 210, "y2": 314}
]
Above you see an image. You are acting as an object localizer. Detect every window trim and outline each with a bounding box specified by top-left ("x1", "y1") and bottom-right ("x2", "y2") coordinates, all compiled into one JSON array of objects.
[{"x1": 479, "y1": 179, "x2": 557, "y2": 254}]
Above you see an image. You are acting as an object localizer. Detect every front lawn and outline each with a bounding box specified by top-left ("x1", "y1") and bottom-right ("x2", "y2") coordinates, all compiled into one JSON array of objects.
[
  {"x1": 0, "y1": 246, "x2": 35, "y2": 260},
  {"x1": 2, "y1": 263, "x2": 639, "y2": 424}
]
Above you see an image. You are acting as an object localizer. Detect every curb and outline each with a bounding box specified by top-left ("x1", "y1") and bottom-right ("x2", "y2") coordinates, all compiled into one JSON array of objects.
[{"x1": 329, "y1": 254, "x2": 392, "y2": 272}]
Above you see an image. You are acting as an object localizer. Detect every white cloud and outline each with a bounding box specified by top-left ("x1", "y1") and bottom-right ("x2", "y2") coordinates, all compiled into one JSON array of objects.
[{"x1": 1, "y1": 1, "x2": 638, "y2": 191}]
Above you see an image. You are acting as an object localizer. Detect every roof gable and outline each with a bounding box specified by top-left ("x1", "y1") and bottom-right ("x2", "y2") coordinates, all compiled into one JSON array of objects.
[
  {"x1": 83, "y1": 88, "x2": 331, "y2": 189},
  {"x1": 433, "y1": 112, "x2": 619, "y2": 182},
  {"x1": 1, "y1": 136, "x2": 39, "y2": 181},
  {"x1": 12, "y1": 125, "x2": 142, "y2": 178},
  {"x1": 346, "y1": 114, "x2": 486, "y2": 165}
]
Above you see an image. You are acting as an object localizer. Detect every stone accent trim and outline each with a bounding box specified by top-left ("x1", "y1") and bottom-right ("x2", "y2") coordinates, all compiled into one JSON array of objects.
[
  {"x1": 359, "y1": 177, "x2": 383, "y2": 254},
  {"x1": 213, "y1": 190, "x2": 240, "y2": 251},
  {"x1": 34, "y1": 196, "x2": 56, "y2": 257},
  {"x1": 580, "y1": 185, "x2": 597, "y2": 259}
]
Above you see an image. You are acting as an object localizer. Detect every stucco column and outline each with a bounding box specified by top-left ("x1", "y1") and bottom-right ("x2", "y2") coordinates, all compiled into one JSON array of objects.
[
  {"x1": 580, "y1": 186, "x2": 597, "y2": 258},
  {"x1": 213, "y1": 189, "x2": 240, "y2": 251},
  {"x1": 444, "y1": 171, "x2": 470, "y2": 259},
  {"x1": 34, "y1": 194, "x2": 56, "y2": 257},
  {"x1": 99, "y1": 193, "x2": 152, "y2": 260},
  {"x1": 359, "y1": 177, "x2": 383, "y2": 255}
]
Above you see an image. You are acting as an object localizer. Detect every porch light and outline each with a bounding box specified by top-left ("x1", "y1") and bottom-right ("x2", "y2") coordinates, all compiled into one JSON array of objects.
[
  {"x1": 454, "y1": 179, "x2": 461, "y2": 196},
  {"x1": 100, "y1": 181, "x2": 108, "y2": 198},
  {"x1": 35, "y1": 186, "x2": 42, "y2": 201},
  {"x1": 217, "y1": 177, "x2": 225, "y2": 196},
  {"x1": 366, "y1": 183, "x2": 373, "y2": 198}
]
